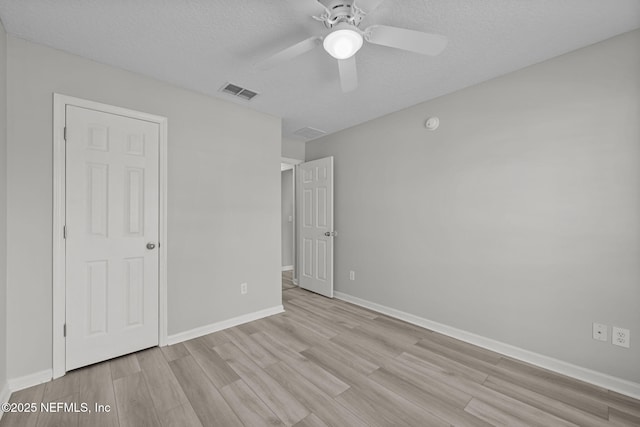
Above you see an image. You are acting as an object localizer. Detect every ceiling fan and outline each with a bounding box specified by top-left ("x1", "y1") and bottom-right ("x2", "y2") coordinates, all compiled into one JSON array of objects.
[{"x1": 257, "y1": 0, "x2": 447, "y2": 93}]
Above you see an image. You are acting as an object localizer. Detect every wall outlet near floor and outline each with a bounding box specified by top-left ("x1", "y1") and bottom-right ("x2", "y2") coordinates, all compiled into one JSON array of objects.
[
  {"x1": 612, "y1": 327, "x2": 630, "y2": 348},
  {"x1": 592, "y1": 323, "x2": 608, "y2": 342},
  {"x1": 240, "y1": 282, "x2": 248, "y2": 295},
  {"x1": 349, "y1": 271, "x2": 355, "y2": 281}
]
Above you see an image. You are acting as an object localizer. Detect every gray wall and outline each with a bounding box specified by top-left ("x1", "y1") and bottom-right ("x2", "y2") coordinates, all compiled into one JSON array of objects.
[
  {"x1": 282, "y1": 137, "x2": 305, "y2": 161},
  {"x1": 281, "y1": 169, "x2": 294, "y2": 268},
  {"x1": 306, "y1": 30, "x2": 640, "y2": 383},
  {"x1": 6, "y1": 37, "x2": 281, "y2": 379},
  {"x1": 0, "y1": 20, "x2": 7, "y2": 395}
]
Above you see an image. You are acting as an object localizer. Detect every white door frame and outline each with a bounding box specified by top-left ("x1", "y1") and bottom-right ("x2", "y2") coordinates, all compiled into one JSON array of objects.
[
  {"x1": 52, "y1": 94, "x2": 168, "y2": 379},
  {"x1": 281, "y1": 157, "x2": 303, "y2": 285}
]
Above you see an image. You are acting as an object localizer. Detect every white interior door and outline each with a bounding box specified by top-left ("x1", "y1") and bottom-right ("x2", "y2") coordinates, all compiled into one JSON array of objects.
[
  {"x1": 65, "y1": 105, "x2": 160, "y2": 371},
  {"x1": 298, "y1": 157, "x2": 334, "y2": 298}
]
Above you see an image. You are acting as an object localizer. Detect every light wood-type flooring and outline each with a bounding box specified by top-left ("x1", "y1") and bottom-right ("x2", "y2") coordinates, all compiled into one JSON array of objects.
[{"x1": 2, "y1": 272, "x2": 639, "y2": 426}]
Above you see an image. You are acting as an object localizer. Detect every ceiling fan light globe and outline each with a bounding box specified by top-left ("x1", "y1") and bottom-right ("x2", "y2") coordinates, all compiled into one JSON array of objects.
[{"x1": 323, "y1": 29, "x2": 363, "y2": 59}]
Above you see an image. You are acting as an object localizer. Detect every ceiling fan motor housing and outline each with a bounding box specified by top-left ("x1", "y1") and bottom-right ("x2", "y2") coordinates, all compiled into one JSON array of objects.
[{"x1": 317, "y1": 0, "x2": 364, "y2": 28}]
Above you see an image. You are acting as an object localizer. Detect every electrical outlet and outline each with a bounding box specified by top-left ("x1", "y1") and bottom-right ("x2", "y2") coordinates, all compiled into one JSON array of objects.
[
  {"x1": 240, "y1": 282, "x2": 247, "y2": 295},
  {"x1": 592, "y1": 323, "x2": 607, "y2": 342},
  {"x1": 612, "y1": 327, "x2": 630, "y2": 348},
  {"x1": 349, "y1": 271, "x2": 355, "y2": 281}
]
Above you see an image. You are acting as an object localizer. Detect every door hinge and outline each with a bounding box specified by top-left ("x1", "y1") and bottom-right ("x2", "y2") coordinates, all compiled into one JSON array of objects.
[
  {"x1": 63, "y1": 323, "x2": 67, "y2": 337},
  {"x1": 63, "y1": 127, "x2": 67, "y2": 141},
  {"x1": 63, "y1": 225, "x2": 67, "y2": 239}
]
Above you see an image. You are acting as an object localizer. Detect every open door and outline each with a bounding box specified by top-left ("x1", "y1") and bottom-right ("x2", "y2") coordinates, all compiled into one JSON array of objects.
[{"x1": 298, "y1": 157, "x2": 334, "y2": 298}]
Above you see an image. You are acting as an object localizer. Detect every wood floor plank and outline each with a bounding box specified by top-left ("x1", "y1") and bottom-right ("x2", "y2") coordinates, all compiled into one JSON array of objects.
[
  {"x1": 415, "y1": 335, "x2": 501, "y2": 373},
  {"x1": 158, "y1": 403, "x2": 203, "y2": 427},
  {"x1": 183, "y1": 338, "x2": 240, "y2": 388},
  {"x1": 214, "y1": 342, "x2": 309, "y2": 425},
  {"x1": 402, "y1": 345, "x2": 490, "y2": 383},
  {"x1": 351, "y1": 318, "x2": 420, "y2": 351},
  {"x1": 160, "y1": 343, "x2": 190, "y2": 362},
  {"x1": 372, "y1": 314, "x2": 435, "y2": 339},
  {"x1": 265, "y1": 362, "x2": 369, "y2": 427},
  {"x1": 329, "y1": 299, "x2": 379, "y2": 320},
  {"x1": 77, "y1": 361, "x2": 119, "y2": 427},
  {"x1": 220, "y1": 380, "x2": 284, "y2": 427},
  {"x1": 300, "y1": 345, "x2": 378, "y2": 388},
  {"x1": 136, "y1": 347, "x2": 189, "y2": 412},
  {"x1": 235, "y1": 320, "x2": 261, "y2": 335},
  {"x1": 283, "y1": 305, "x2": 342, "y2": 338},
  {"x1": 500, "y1": 357, "x2": 610, "y2": 397},
  {"x1": 491, "y1": 358, "x2": 610, "y2": 419},
  {"x1": 608, "y1": 407, "x2": 640, "y2": 426},
  {"x1": 0, "y1": 383, "x2": 46, "y2": 427},
  {"x1": 197, "y1": 331, "x2": 231, "y2": 348},
  {"x1": 419, "y1": 333, "x2": 504, "y2": 365},
  {"x1": 369, "y1": 368, "x2": 493, "y2": 427},
  {"x1": 113, "y1": 372, "x2": 160, "y2": 427},
  {"x1": 605, "y1": 390, "x2": 640, "y2": 419},
  {"x1": 221, "y1": 328, "x2": 279, "y2": 369},
  {"x1": 301, "y1": 339, "x2": 379, "y2": 377},
  {"x1": 110, "y1": 353, "x2": 141, "y2": 380},
  {"x1": 381, "y1": 356, "x2": 474, "y2": 407},
  {"x1": 264, "y1": 314, "x2": 330, "y2": 351},
  {"x1": 35, "y1": 393, "x2": 79, "y2": 427},
  {"x1": 396, "y1": 353, "x2": 579, "y2": 427},
  {"x1": 169, "y1": 355, "x2": 243, "y2": 427},
  {"x1": 259, "y1": 316, "x2": 314, "y2": 352},
  {"x1": 283, "y1": 286, "x2": 305, "y2": 296},
  {"x1": 483, "y1": 375, "x2": 613, "y2": 427},
  {"x1": 42, "y1": 370, "x2": 81, "y2": 401},
  {"x1": 329, "y1": 328, "x2": 400, "y2": 366},
  {"x1": 464, "y1": 397, "x2": 534, "y2": 427},
  {"x1": 336, "y1": 376, "x2": 450, "y2": 427},
  {"x1": 282, "y1": 289, "x2": 299, "y2": 302},
  {"x1": 293, "y1": 413, "x2": 329, "y2": 427},
  {"x1": 251, "y1": 332, "x2": 350, "y2": 397},
  {"x1": 466, "y1": 394, "x2": 580, "y2": 427},
  {"x1": 287, "y1": 299, "x2": 359, "y2": 329}
]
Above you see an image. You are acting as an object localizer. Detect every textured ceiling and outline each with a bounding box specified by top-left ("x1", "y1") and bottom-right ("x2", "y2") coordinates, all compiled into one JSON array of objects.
[{"x1": 1, "y1": 0, "x2": 639, "y2": 141}]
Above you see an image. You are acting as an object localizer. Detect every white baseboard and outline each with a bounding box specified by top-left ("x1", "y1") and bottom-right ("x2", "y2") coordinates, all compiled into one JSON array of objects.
[
  {"x1": 0, "y1": 380, "x2": 11, "y2": 412},
  {"x1": 167, "y1": 305, "x2": 284, "y2": 346},
  {"x1": 7, "y1": 369, "x2": 53, "y2": 394},
  {"x1": 293, "y1": 278, "x2": 298, "y2": 285},
  {"x1": 0, "y1": 380, "x2": 9, "y2": 401},
  {"x1": 0, "y1": 381, "x2": 8, "y2": 421},
  {"x1": 281, "y1": 266, "x2": 294, "y2": 271},
  {"x1": 334, "y1": 291, "x2": 640, "y2": 400}
]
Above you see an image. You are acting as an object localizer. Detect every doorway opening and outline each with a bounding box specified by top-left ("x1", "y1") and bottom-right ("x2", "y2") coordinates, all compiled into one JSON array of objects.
[{"x1": 281, "y1": 157, "x2": 302, "y2": 286}]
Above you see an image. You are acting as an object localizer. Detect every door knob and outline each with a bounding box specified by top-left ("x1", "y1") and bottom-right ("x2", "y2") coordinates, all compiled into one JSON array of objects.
[
  {"x1": 146, "y1": 242, "x2": 156, "y2": 250},
  {"x1": 324, "y1": 231, "x2": 337, "y2": 237}
]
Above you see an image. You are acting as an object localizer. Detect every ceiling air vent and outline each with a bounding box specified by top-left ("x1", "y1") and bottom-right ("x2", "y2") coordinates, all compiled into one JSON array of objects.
[
  {"x1": 220, "y1": 82, "x2": 259, "y2": 101},
  {"x1": 294, "y1": 127, "x2": 327, "y2": 140}
]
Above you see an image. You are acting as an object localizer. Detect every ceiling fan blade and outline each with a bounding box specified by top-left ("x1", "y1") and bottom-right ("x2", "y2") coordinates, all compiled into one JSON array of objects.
[
  {"x1": 338, "y1": 56, "x2": 358, "y2": 93},
  {"x1": 353, "y1": 0, "x2": 387, "y2": 14},
  {"x1": 365, "y1": 25, "x2": 447, "y2": 56},
  {"x1": 257, "y1": 36, "x2": 322, "y2": 70}
]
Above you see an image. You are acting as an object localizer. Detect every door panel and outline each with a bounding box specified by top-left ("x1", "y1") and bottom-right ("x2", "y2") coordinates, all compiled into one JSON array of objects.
[
  {"x1": 298, "y1": 157, "x2": 334, "y2": 298},
  {"x1": 66, "y1": 105, "x2": 160, "y2": 371}
]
